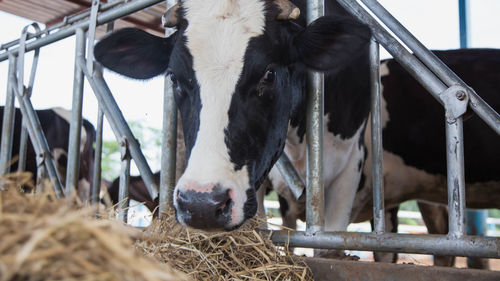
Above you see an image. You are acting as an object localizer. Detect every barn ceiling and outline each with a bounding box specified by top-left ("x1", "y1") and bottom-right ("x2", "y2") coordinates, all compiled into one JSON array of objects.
[{"x1": 0, "y1": 0, "x2": 166, "y2": 37}]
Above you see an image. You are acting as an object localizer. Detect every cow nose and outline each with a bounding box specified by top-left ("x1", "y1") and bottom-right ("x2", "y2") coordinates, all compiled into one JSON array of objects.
[{"x1": 175, "y1": 185, "x2": 232, "y2": 230}]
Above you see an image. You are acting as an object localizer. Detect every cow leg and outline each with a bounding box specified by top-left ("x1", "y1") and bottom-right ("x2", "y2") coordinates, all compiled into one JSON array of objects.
[
  {"x1": 372, "y1": 206, "x2": 399, "y2": 263},
  {"x1": 417, "y1": 201, "x2": 455, "y2": 267}
]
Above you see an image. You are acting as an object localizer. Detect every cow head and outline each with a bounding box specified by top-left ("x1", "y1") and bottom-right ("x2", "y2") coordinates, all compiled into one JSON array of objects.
[{"x1": 94, "y1": 0, "x2": 370, "y2": 231}]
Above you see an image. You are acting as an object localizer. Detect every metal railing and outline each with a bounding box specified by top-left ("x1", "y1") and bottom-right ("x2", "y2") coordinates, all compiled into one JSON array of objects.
[{"x1": 0, "y1": 0, "x2": 499, "y2": 259}]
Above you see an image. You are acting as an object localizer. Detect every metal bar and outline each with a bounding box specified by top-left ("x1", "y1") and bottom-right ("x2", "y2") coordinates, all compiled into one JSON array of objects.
[
  {"x1": 91, "y1": 22, "x2": 114, "y2": 205},
  {"x1": 458, "y1": 0, "x2": 470, "y2": 48},
  {"x1": 0, "y1": 0, "x2": 164, "y2": 62},
  {"x1": 0, "y1": 55, "x2": 17, "y2": 175},
  {"x1": 77, "y1": 58, "x2": 159, "y2": 201},
  {"x1": 91, "y1": 106, "x2": 104, "y2": 205},
  {"x1": 269, "y1": 230, "x2": 500, "y2": 258},
  {"x1": 446, "y1": 118, "x2": 467, "y2": 237},
  {"x1": 117, "y1": 137, "x2": 130, "y2": 223},
  {"x1": 65, "y1": 28, "x2": 86, "y2": 196},
  {"x1": 159, "y1": 0, "x2": 178, "y2": 218},
  {"x1": 0, "y1": 0, "x2": 126, "y2": 51},
  {"x1": 305, "y1": 0, "x2": 325, "y2": 234},
  {"x1": 9, "y1": 77, "x2": 64, "y2": 198},
  {"x1": 275, "y1": 153, "x2": 305, "y2": 201},
  {"x1": 369, "y1": 38, "x2": 385, "y2": 233},
  {"x1": 359, "y1": 0, "x2": 500, "y2": 136}
]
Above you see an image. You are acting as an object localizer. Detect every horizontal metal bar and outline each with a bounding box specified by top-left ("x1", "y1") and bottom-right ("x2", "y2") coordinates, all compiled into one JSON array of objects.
[
  {"x1": 360, "y1": 0, "x2": 500, "y2": 136},
  {"x1": 269, "y1": 230, "x2": 500, "y2": 258},
  {"x1": 0, "y1": 0, "x2": 163, "y2": 62},
  {"x1": 0, "y1": 0, "x2": 125, "y2": 51}
]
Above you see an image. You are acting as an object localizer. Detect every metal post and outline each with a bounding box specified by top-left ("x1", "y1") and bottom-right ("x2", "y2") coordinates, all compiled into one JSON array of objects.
[
  {"x1": 0, "y1": 54, "x2": 17, "y2": 175},
  {"x1": 117, "y1": 137, "x2": 131, "y2": 223},
  {"x1": 91, "y1": 22, "x2": 114, "y2": 205},
  {"x1": 77, "y1": 59, "x2": 159, "y2": 201},
  {"x1": 305, "y1": 0, "x2": 325, "y2": 234},
  {"x1": 369, "y1": 38, "x2": 385, "y2": 233},
  {"x1": 458, "y1": 0, "x2": 471, "y2": 48},
  {"x1": 159, "y1": 0, "x2": 178, "y2": 218},
  {"x1": 65, "y1": 28, "x2": 86, "y2": 196}
]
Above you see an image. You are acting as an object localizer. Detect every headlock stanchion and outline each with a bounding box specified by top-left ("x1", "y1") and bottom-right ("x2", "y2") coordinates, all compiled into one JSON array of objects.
[{"x1": 1, "y1": 0, "x2": 499, "y2": 261}]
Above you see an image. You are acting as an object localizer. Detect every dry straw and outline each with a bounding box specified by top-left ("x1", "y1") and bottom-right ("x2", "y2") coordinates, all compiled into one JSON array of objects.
[
  {"x1": 0, "y1": 174, "x2": 187, "y2": 281},
  {"x1": 136, "y1": 213, "x2": 313, "y2": 281}
]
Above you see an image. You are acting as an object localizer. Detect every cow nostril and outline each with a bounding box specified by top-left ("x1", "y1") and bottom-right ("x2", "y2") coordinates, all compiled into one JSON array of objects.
[{"x1": 215, "y1": 197, "x2": 232, "y2": 218}]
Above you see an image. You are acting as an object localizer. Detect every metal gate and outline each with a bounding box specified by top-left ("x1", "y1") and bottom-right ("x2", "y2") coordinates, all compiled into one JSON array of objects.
[{"x1": 0, "y1": 0, "x2": 499, "y2": 259}]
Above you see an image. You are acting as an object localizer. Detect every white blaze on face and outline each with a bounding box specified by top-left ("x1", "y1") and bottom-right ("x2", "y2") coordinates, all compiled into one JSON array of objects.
[{"x1": 175, "y1": 0, "x2": 266, "y2": 225}]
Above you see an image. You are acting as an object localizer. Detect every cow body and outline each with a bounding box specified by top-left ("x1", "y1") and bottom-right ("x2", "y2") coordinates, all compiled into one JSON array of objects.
[{"x1": 0, "y1": 107, "x2": 95, "y2": 200}]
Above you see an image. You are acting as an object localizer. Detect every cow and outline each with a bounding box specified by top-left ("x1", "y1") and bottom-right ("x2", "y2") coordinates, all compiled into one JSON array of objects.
[
  {"x1": 0, "y1": 106, "x2": 96, "y2": 201},
  {"x1": 267, "y1": 48, "x2": 500, "y2": 266},
  {"x1": 94, "y1": 0, "x2": 372, "y2": 231}
]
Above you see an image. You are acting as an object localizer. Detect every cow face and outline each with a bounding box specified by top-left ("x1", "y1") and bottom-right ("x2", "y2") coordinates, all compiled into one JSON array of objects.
[{"x1": 94, "y1": 0, "x2": 370, "y2": 231}]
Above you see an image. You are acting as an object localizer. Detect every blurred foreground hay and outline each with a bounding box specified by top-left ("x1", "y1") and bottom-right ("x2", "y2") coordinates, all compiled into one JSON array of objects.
[
  {"x1": 136, "y1": 214, "x2": 313, "y2": 281},
  {"x1": 0, "y1": 174, "x2": 187, "y2": 281}
]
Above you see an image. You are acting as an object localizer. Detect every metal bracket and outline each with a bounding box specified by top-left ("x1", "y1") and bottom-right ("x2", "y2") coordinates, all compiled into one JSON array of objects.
[
  {"x1": 119, "y1": 136, "x2": 131, "y2": 161},
  {"x1": 439, "y1": 85, "x2": 469, "y2": 123}
]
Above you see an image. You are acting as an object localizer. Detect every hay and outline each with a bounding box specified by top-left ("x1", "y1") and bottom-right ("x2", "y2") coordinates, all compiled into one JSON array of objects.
[
  {"x1": 0, "y1": 178, "x2": 188, "y2": 281},
  {"x1": 136, "y1": 214, "x2": 313, "y2": 281}
]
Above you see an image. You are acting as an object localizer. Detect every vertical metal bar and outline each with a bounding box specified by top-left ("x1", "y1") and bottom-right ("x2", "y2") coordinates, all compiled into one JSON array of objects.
[
  {"x1": 305, "y1": 0, "x2": 325, "y2": 234},
  {"x1": 0, "y1": 54, "x2": 17, "y2": 175},
  {"x1": 369, "y1": 39, "x2": 385, "y2": 233},
  {"x1": 159, "y1": 0, "x2": 178, "y2": 218},
  {"x1": 66, "y1": 28, "x2": 86, "y2": 196},
  {"x1": 91, "y1": 106, "x2": 104, "y2": 205},
  {"x1": 117, "y1": 137, "x2": 130, "y2": 223},
  {"x1": 446, "y1": 118, "x2": 466, "y2": 238},
  {"x1": 458, "y1": 0, "x2": 470, "y2": 48},
  {"x1": 91, "y1": 22, "x2": 114, "y2": 205}
]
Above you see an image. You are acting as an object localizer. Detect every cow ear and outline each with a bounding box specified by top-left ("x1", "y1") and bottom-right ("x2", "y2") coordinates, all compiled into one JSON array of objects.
[
  {"x1": 292, "y1": 16, "x2": 371, "y2": 72},
  {"x1": 94, "y1": 28, "x2": 176, "y2": 79}
]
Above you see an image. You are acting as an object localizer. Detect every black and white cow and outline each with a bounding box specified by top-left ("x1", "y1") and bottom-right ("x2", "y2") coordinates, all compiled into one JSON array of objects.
[
  {"x1": 95, "y1": 0, "x2": 371, "y2": 231},
  {"x1": 0, "y1": 107, "x2": 96, "y2": 201}
]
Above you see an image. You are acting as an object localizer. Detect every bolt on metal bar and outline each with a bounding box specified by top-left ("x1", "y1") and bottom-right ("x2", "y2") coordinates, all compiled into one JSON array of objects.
[
  {"x1": 360, "y1": 0, "x2": 500, "y2": 136},
  {"x1": 0, "y1": 0, "x2": 164, "y2": 62},
  {"x1": 159, "y1": 0, "x2": 179, "y2": 218},
  {"x1": 275, "y1": 153, "x2": 305, "y2": 201},
  {"x1": 65, "y1": 28, "x2": 87, "y2": 196},
  {"x1": 91, "y1": 22, "x2": 114, "y2": 206},
  {"x1": 77, "y1": 58, "x2": 159, "y2": 201},
  {"x1": 0, "y1": 55, "x2": 17, "y2": 175},
  {"x1": 305, "y1": 0, "x2": 325, "y2": 234},
  {"x1": 369, "y1": 38, "x2": 385, "y2": 233},
  {"x1": 117, "y1": 137, "x2": 131, "y2": 222},
  {"x1": 9, "y1": 76, "x2": 64, "y2": 198},
  {"x1": 269, "y1": 230, "x2": 500, "y2": 258},
  {"x1": 446, "y1": 118, "x2": 467, "y2": 237},
  {"x1": 0, "y1": 0, "x2": 126, "y2": 51}
]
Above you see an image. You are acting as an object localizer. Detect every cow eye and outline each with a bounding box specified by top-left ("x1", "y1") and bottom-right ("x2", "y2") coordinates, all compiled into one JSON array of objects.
[
  {"x1": 167, "y1": 72, "x2": 177, "y2": 84},
  {"x1": 263, "y1": 69, "x2": 276, "y2": 83}
]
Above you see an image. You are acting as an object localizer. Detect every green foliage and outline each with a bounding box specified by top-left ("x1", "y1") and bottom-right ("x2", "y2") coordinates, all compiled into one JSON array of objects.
[
  {"x1": 98, "y1": 120, "x2": 162, "y2": 181},
  {"x1": 399, "y1": 200, "x2": 419, "y2": 212}
]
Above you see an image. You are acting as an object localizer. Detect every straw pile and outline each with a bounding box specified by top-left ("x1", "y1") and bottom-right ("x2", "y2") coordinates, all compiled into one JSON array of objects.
[
  {"x1": 136, "y1": 214, "x2": 313, "y2": 281},
  {"x1": 0, "y1": 175, "x2": 188, "y2": 281}
]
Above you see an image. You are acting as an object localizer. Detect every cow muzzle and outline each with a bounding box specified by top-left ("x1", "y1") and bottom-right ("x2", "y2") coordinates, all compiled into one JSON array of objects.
[{"x1": 174, "y1": 183, "x2": 235, "y2": 230}]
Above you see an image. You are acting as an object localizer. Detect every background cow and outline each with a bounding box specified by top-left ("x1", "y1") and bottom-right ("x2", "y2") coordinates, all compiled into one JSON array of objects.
[{"x1": 0, "y1": 106, "x2": 96, "y2": 201}]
